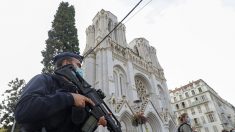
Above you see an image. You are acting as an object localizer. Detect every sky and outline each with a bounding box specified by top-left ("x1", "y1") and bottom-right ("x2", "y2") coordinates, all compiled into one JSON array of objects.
[{"x1": 0, "y1": 0, "x2": 235, "y2": 106}]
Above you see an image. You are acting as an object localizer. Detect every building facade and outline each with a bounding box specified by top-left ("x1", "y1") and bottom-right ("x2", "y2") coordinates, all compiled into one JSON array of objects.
[
  {"x1": 170, "y1": 79, "x2": 235, "y2": 132},
  {"x1": 82, "y1": 9, "x2": 176, "y2": 132}
]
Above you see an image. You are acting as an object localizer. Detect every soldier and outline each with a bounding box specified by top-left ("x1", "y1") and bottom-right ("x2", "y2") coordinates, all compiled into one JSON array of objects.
[{"x1": 15, "y1": 52, "x2": 106, "y2": 132}]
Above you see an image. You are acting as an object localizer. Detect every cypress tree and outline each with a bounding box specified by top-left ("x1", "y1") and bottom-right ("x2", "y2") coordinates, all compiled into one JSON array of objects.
[{"x1": 41, "y1": 2, "x2": 80, "y2": 73}]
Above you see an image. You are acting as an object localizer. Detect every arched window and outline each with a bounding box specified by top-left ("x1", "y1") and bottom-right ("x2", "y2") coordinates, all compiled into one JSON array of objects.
[
  {"x1": 191, "y1": 90, "x2": 195, "y2": 95},
  {"x1": 176, "y1": 104, "x2": 179, "y2": 109},
  {"x1": 108, "y1": 19, "x2": 112, "y2": 32},
  {"x1": 113, "y1": 72, "x2": 119, "y2": 97},
  {"x1": 185, "y1": 92, "x2": 189, "y2": 97},
  {"x1": 182, "y1": 102, "x2": 185, "y2": 108},
  {"x1": 120, "y1": 74, "x2": 124, "y2": 95},
  {"x1": 134, "y1": 46, "x2": 139, "y2": 55},
  {"x1": 113, "y1": 66, "x2": 127, "y2": 98},
  {"x1": 95, "y1": 20, "x2": 99, "y2": 31}
]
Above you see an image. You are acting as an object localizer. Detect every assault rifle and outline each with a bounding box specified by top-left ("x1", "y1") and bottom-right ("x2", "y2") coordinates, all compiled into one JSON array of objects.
[{"x1": 54, "y1": 64, "x2": 122, "y2": 132}]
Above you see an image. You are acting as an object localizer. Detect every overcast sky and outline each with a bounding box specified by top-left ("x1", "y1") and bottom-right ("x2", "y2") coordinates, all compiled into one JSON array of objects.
[{"x1": 0, "y1": 0, "x2": 234, "y2": 106}]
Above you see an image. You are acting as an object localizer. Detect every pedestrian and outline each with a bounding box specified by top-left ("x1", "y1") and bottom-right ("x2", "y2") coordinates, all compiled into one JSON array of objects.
[
  {"x1": 230, "y1": 128, "x2": 235, "y2": 132},
  {"x1": 177, "y1": 113, "x2": 195, "y2": 132},
  {"x1": 14, "y1": 52, "x2": 107, "y2": 132}
]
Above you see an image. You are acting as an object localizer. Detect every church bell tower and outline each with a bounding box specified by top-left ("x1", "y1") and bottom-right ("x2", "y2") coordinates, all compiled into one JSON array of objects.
[{"x1": 82, "y1": 9, "x2": 176, "y2": 132}]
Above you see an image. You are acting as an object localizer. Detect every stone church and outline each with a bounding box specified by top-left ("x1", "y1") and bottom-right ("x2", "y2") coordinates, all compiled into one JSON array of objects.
[{"x1": 82, "y1": 9, "x2": 176, "y2": 132}]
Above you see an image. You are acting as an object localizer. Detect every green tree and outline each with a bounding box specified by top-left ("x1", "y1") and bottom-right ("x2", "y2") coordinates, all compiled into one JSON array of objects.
[
  {"x1": 41, "y1": 2, "x2": 80, "y2": 73},
  {"x1": 0, "y1": 78, "x2": 25, "y2": 131}
]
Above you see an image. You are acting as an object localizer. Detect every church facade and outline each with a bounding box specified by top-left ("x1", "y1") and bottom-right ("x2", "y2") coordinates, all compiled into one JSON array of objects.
[{"x1": 83, "y1": 9, "x2": 176, "y2": 132}]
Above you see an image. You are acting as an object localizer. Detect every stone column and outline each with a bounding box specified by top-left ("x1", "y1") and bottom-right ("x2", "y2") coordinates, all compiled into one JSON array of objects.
[
  {"x1": 121, "y1": 24, "x2": 127, "y2": 46},
  {"x1": 83, "y1": 53, "x2": 96, "y2": 86},
  {"x1": 116, "y1": 25, "x2": 121, "y2": 45},
  {"x1": 126, "y1": 58, "x2": 138, "y2": 102},
  {"x1": 162, "y1": 81, "x2": 171, "y2": 112},
  {"x1": 106, "y1": 47, "x2": 115, "y2": 95},
  {"x1": 95, "y1": 50, "x2": 102, "y2": 90},
  {"x1": 84, "y1": 25, "x2": 95, "y2": 53},
  {"x1": 150, "y1": 74, "x2": 162, "y2": 111}
]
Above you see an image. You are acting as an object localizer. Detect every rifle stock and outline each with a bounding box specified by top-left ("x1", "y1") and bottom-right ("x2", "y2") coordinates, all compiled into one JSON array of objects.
[{"x1": 54, "y1": 64, "x2": 122, "y2": 132}]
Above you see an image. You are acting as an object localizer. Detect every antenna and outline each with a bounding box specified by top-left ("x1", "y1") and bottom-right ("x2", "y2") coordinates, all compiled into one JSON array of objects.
[{"x1": 83, "y1": 0, "x2": 143, "y2": 58}]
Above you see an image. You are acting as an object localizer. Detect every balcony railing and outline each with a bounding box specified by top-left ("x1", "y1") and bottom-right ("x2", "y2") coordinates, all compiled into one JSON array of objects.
[
  {"x1": 175, "y1": 99, "x2": 209, "y2": 111},
  {"x1": 190, "y1": 98, "x2": 209, "y2": 106}
]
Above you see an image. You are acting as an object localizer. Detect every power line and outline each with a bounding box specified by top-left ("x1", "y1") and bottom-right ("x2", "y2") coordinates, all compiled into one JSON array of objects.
[{"x1": 124, "y1": 0, "x2": 153, "y2": 24}]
